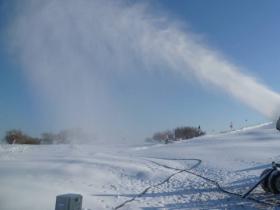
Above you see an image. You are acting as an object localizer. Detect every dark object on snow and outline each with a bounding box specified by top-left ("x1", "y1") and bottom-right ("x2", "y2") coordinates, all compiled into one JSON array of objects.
[
  {"x1": 260, "y1": 169, "x2": 272, "y2": 192},
  {"x1": 243, "y1": 162, "x2": 280, "y2": 198},
  {"x1": 257, "y1": 162, "x2": 280, "y2": 194},
  {"x1": 55, "y1": 194, "x2": 82, "y2": 210},
  {"x1": 276, "y1": 117, "x2": 280, "y2": 131},
  {"x1": 268, "y1": 170, "x2": 280, "y2": 194}
]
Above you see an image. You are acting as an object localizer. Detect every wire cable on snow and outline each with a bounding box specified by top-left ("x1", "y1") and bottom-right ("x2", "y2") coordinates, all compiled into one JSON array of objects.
[
  {"x1": 114, "y1": 158, "x2": 277, "y2": 209},
  {"x1": 114, "y1": 158, "x2": 201, "y2": 209}
]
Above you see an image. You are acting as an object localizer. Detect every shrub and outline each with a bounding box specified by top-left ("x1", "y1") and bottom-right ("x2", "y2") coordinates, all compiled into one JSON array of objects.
[
  {"x1": 41, "y1": 128, "x2": 89, "y2": 144},
  {"x1": 4, "y1": 128, "x2": 90, "y2": 145},
  {"x1": 151, "y1": 126, "x2": 205, "y2": 143},
  {"x1": 40, "y1": 131, "x2": 67, "y2": 144},
  {"x1": 41, "y1": 132, "x2": 57, "y2": 144},
  {"x1": 152, "y1": 130, "x2": 174, "y2": 142},
  {"x1": 174, "y1": 126, "x2": 205, "y2": 140},
  {"x1": 5, "y1": 130, "x2": 40, "y2": 145}
]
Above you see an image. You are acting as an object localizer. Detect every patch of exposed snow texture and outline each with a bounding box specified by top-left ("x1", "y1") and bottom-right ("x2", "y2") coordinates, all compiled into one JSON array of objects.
[{"x1": 0, "y1": 123, "x2": 280, "y2": 209}]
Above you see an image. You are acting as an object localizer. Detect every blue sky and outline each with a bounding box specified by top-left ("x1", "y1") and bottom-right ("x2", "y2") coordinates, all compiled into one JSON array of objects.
[
  {"x1": 0, "y1": 0, "x2": 280, "y2": 139},
  {"x1": 156, "y1": 0, "x2": 280, "y2": 85}
]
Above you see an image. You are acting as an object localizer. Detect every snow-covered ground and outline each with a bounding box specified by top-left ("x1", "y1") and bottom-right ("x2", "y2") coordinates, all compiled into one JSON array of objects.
[{"x1": 1, "y1": 123, "x2": 280, "y2": 210}]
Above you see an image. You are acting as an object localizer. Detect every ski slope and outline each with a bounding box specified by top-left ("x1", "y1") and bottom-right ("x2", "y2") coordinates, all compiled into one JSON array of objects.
[{"x1": 1, "y1": 123, "x2": 280, "y2": 210}]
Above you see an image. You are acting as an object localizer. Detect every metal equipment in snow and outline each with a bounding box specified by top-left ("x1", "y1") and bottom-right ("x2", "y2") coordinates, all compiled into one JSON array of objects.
[
  {"x1": 55, "y1": 194, "x2": 83, "y2": 210},
  {"x1": 276, "y1": 117, "x2": 280, "y2": 131},
  {"x1": 243, "y1": 162, "x2": 280, "y2": 198}
]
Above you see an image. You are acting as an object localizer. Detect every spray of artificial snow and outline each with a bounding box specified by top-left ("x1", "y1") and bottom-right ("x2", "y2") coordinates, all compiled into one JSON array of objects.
[{"x1": 8, "y1": 0, "x2": 280, "y2": 140}]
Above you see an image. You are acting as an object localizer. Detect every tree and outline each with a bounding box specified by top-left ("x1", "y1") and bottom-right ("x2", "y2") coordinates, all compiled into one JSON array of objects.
[
  {"x1": 152, "y1": 130, "x2": 174, "y2": 142},
  {"x1": 41, "y1": 132, "x2": 57, "y2": 144},
  {"x1": 4, "y1": 129, "x2": 40, "y2": 144},
  {"x1": 174, "y1": 126, "x2": 205, "y2": 140}
]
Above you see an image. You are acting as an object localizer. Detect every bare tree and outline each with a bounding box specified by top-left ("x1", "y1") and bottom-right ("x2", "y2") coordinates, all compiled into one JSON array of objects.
[{"x1": 5, "y1": 130, "x2": 40, "y2": 144}]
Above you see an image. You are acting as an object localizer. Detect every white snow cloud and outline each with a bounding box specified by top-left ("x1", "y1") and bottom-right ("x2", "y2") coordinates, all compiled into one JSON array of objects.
[{"x1": 8, "y1": 0, "x2": 280, "y2": 140}]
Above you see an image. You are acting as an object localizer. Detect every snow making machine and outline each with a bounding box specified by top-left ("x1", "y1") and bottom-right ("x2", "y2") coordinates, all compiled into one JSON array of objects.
[{"x1": 242, "y1": 118, "x2": 280, "y2": 199}]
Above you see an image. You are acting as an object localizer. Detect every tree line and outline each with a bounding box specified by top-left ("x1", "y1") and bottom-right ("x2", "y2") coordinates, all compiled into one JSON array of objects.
[
  {"x1": 2, "y1": 128, "x2": 88, "y2": 145},
  {"x1": 2, "y1": 126, "x2": 206, "y2": 145},
  {"x1": 147, "y1": 126, "x2": 205, "y2": 143}
]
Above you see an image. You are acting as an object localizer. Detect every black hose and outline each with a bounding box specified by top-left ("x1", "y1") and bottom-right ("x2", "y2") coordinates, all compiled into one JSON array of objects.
[
  {"x1": 114, "y1": 158, "x2": 201, "y2": 209},
  {"x1": 150, "y1": 160, "x2": 275, "y2": 207},
  {"x1": 114, "y1": 158, "x2": 277, "y2": 209}
]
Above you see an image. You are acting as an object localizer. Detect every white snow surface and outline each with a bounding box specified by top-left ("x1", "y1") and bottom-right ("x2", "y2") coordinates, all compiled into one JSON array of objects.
[{"x1": 1, "y1": 122, "x2": 280, "y2": 210}]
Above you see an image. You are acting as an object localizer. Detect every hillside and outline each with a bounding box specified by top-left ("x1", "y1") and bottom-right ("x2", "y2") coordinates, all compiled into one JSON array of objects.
[{"x1": 0, "y1": 123, "x2": 280, "y2": 210}]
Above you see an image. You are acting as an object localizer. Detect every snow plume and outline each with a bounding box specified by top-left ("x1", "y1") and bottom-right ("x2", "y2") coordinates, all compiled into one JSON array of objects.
[{"x1": 8, "y1": 0, "x2": 280, "y2": 141}]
